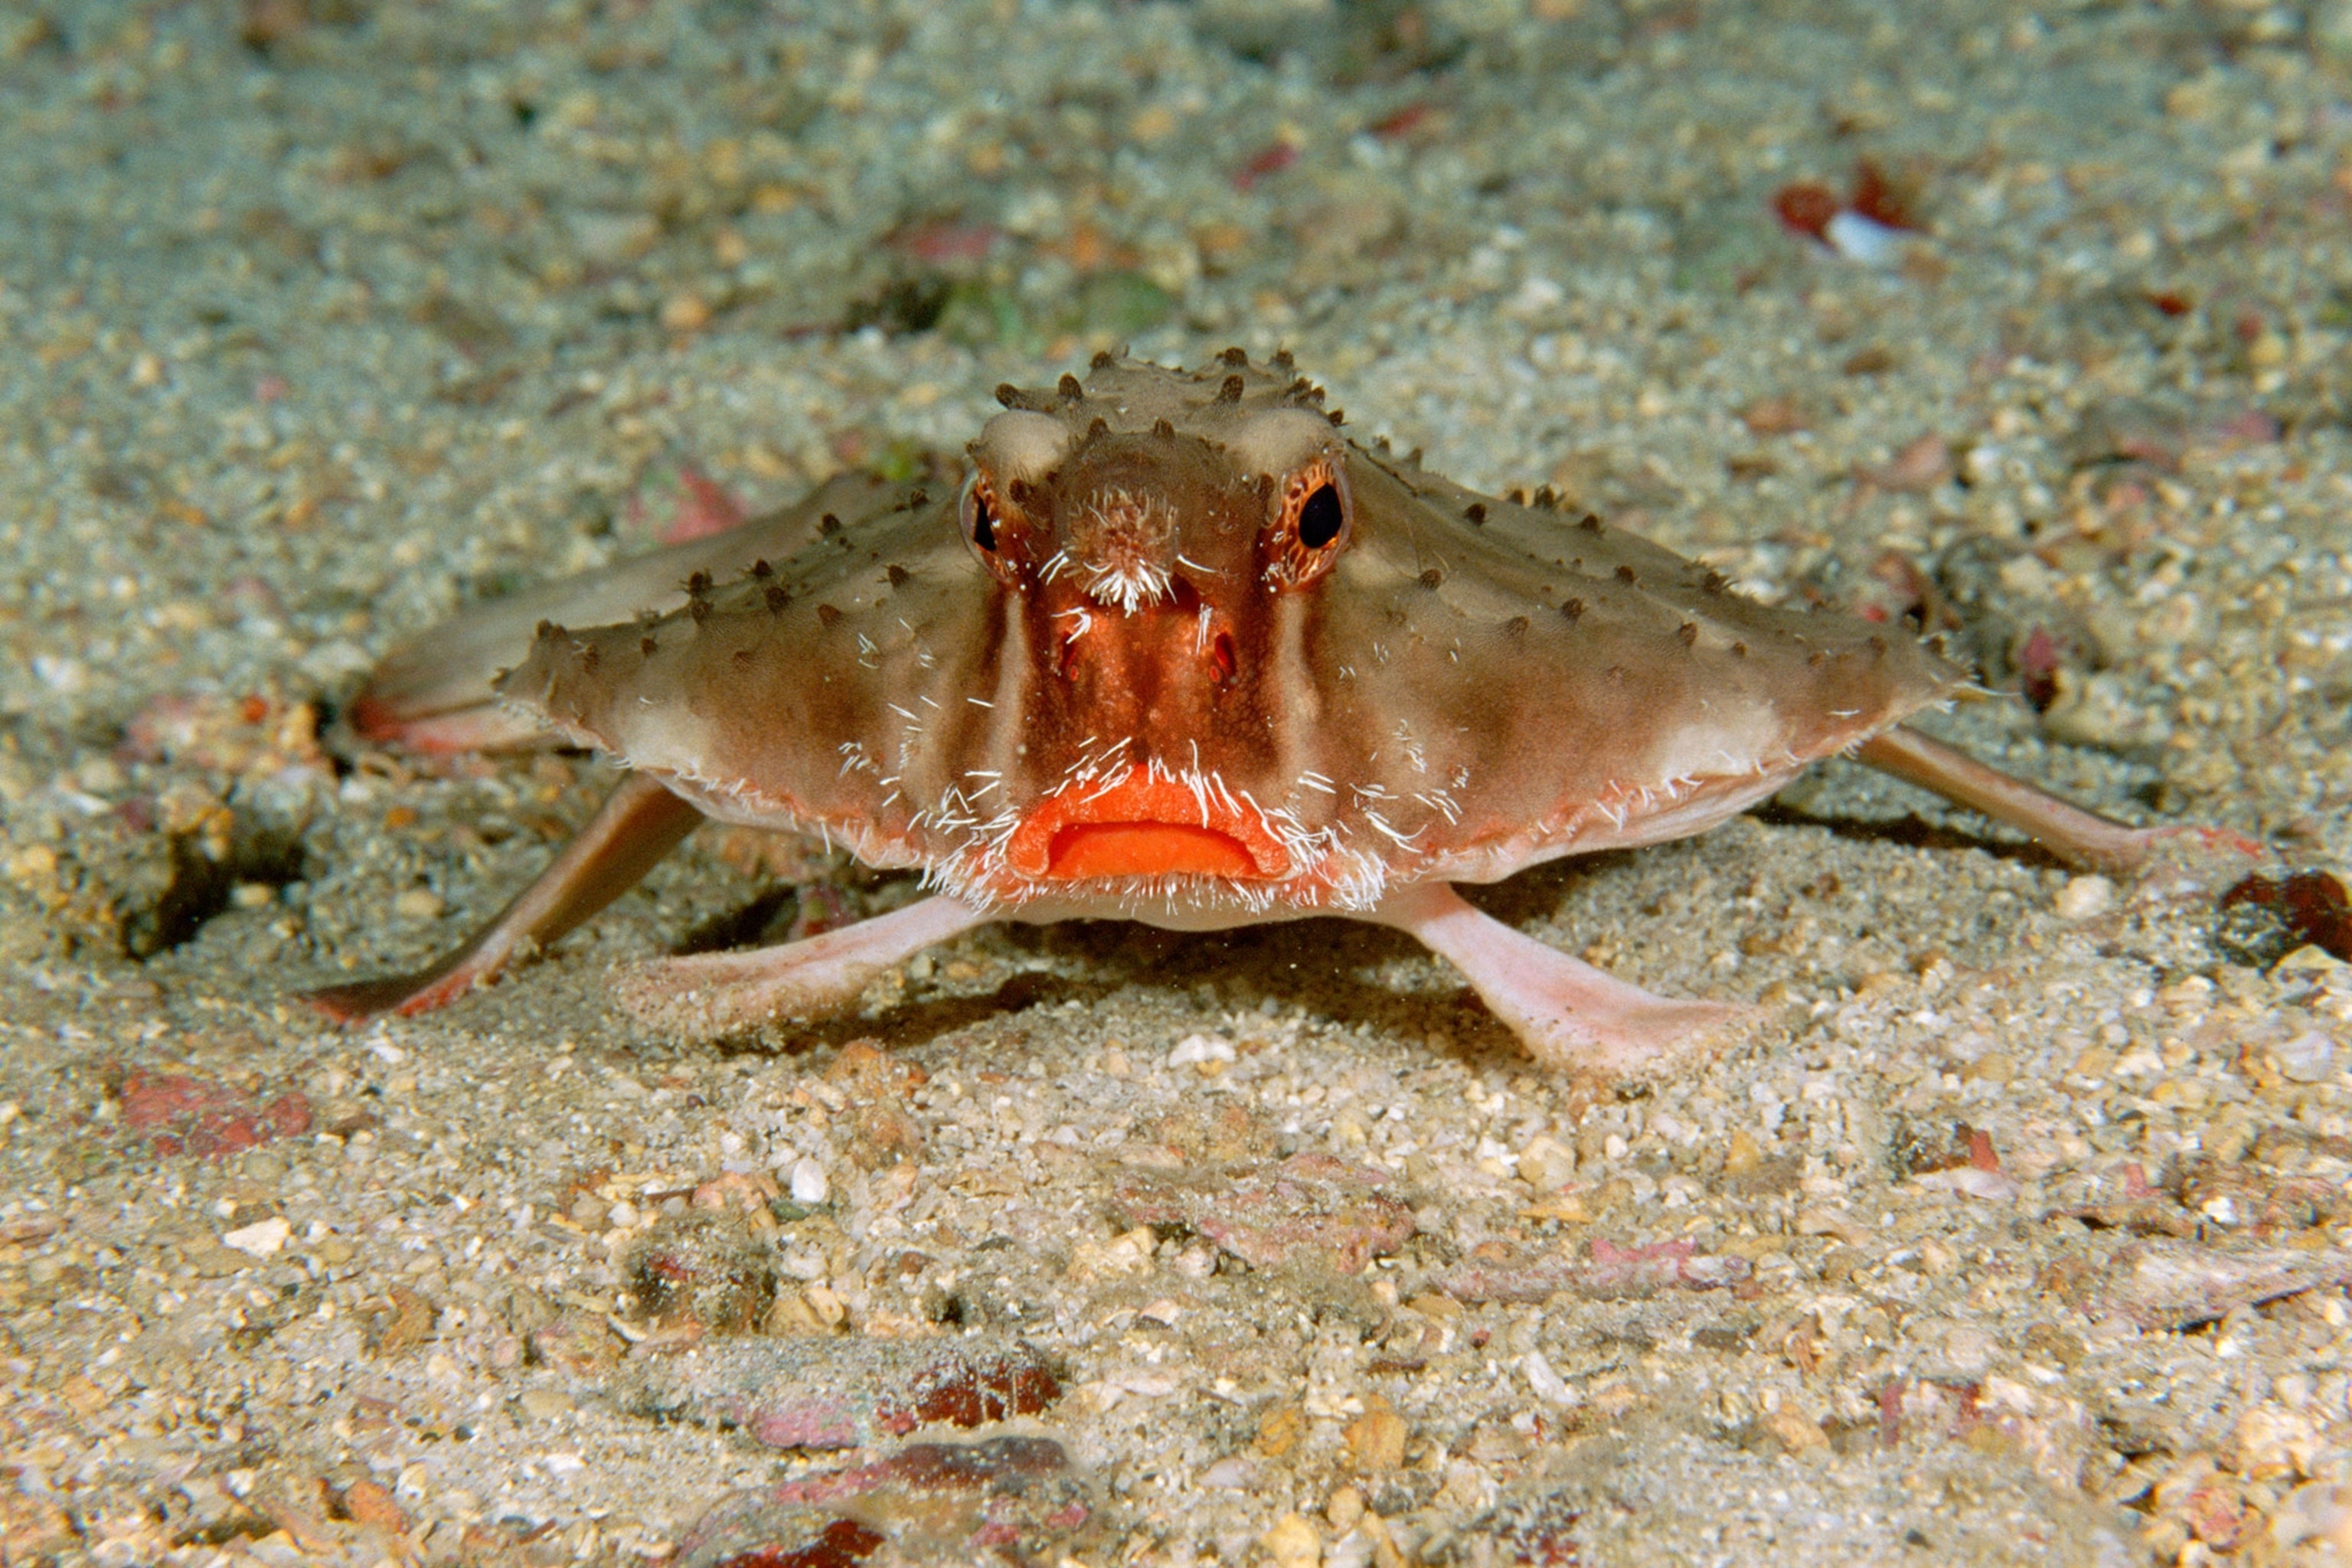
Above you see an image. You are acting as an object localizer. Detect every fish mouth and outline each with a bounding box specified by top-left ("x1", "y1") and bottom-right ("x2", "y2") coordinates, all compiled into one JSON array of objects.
[{"x1": 1006, "y1": 765, "x2": 1291, "y2": 881}]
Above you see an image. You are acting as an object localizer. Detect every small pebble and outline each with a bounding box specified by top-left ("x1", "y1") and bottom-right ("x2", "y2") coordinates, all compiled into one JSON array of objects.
[
  {"x1": 1517, "y1": 1135, "x2": 1577, "y2": 1191},
  {"x1": 1522, "y1": 1351, "x2": 1574, "y2": 1407},
  {"x1": 1167, "y1": 1032, "x2": 1235, "y2": 1070},
  {"x1": 519, "y1": 1387, "x2": 573, "y2": 1420},
  {"x1": 221, "y1": 1217, "x2": 291, "y2": 1258},
  {"x1": 1262, "y1": 1511, "x2": 1324, "y2": 1568},
  {"x1": 393, "y1": 887, "x2": 445, "y2": 920},
  {"x1": 1202, "y1": 1457, "x2": 1259, "y2": 1490},
  {"x1": 2054, "y1": 874, "x2": 2114, "y2": 920},
  {"x1": 1762, "y1": 1406, "x2": 1831, "y2": 1454},
  {"x1": 1342, "y1": 1400, "x2": 1408, "y2": 1471},
  {"x1": 658, "y1": 291, "x2": 712, "y2": 332},
  {"x1": 2275, "y1": 1032, "x2": 2337, "y2": 1084},
  {"x1": 789, "y1": 1157, "x2": 829, "y2": 1205},
  {"x1": 1940, "y1": 1325, "x2": 1996, "y2": 1376}
]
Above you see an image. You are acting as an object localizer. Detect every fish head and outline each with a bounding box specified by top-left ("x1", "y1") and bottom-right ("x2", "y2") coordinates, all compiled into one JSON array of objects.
[{"x1": 958, "y1": 364, "x2": 1361, "y2": 894}]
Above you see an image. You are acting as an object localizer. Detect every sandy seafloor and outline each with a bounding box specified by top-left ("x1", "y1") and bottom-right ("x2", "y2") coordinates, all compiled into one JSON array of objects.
[{"x1": 5, "y1": 0, "x2": 2352, "y2": 1562}]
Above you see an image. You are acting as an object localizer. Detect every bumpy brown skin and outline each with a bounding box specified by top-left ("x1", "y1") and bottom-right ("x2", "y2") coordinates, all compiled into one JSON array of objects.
[
  {"x1": 347, "y1": 472, "x2": 909, "y2": 754},
  {"x1": 314, "y1": 352, "x2": 2210, "y2": 1073}
]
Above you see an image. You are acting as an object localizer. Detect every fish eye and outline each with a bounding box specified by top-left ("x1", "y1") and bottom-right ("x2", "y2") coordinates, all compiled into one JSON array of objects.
[
  {"x1": 1297, "y1": 483, "x2": 1344, "y2": 550},
  {"x1": 1264, "y1": 458, "x2": 1351, "y2": 590},
  {"x1": 960, "y1": 474, "x2": 998, "y2": 553},
  {"x1": 959, "y1": 472, "x2": 1029, "y2": 585}
]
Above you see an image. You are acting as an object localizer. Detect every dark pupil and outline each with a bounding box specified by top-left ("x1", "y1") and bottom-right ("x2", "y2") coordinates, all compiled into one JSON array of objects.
[
  {"x1": 969, "y1": 492, "x2": 997, "y2": 552},
  {"x1": 1296, "y1": 483, "x2": 1344, "y2": 550}
]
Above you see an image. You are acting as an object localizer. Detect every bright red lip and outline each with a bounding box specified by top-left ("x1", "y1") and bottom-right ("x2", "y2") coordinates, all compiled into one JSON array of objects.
[{"x1": 1006, "y1": 766, "x2": 1290, "y2": 880}]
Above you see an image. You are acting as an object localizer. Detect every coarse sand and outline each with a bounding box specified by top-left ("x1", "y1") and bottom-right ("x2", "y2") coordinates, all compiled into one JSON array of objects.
[{"x1": 5, "y1": 1, "x2": 2352, "y2": 1563}]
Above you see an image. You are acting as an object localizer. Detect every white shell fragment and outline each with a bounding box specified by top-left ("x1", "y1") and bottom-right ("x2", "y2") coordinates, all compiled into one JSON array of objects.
[
  {"x1": 788, "y1": 1157, "x2": 830, "y2": 1206},
  {"x1": 221, "y1": 1217, "x2": 292, "y2": 1258}
]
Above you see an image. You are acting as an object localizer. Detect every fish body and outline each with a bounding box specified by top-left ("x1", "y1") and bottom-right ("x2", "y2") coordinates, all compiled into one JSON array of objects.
[{"x1": 313, "y1": 354, "x2": 2184, "y2": 1075}]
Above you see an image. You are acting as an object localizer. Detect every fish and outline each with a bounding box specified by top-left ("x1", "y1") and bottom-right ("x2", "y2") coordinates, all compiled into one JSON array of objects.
[{"x1": 308, "y1": 351, "x2": 2216, "y2": 1076}]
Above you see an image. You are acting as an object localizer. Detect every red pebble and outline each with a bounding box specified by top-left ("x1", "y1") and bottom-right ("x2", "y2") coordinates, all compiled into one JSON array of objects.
[
  {"x1": 2187, "y1": 1482, "x2": 2244, "y2": 1550},
  {"x1": 119, "y1": 1070, "x2": 217, "y2": 1131},
  {"x1": 1370, "y1": 103, "x2": 1433, "y2": 139},
  {"x1": 879, "y1": 1349, "x2": 1062, "y2": 1435},
  {"x1": 2220, "y1": 871, "x2": 2352, "y2": 961},
  {"x1": 1848, "y1": 158, "x2": 1916, "y2": 230},
  {"x1": 1878, "y1": 1378, "x2": 1905, "y2": 1448},
  {"x1": 712, "y1": 1517, "x2": 884, "y2": 1568},
  {"x1": 1772, "y1": 181, "x2": 1841, "y2": 240},
  {"x1": 2016, "y1": 625, "x2": 2063, "y2": 711},
  {"x1": 1233, "y1": 142, "x2": 1298, "y2": 191},
  {"x1": 116, "y1": 1069, "x2": 312, "y2": 1160}
]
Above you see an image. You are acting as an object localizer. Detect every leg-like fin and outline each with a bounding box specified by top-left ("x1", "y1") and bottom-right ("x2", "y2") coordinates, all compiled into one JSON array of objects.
[
  {"x1": 306, "y1": 773, "x2": 702, "y2": 1022},
  {"x1": 1858, "y1": 724, "x2": 2168, "y2": 873},
  {"x1": 1370, "y1": 882, "x2": 1746, "y2": 1076},
  {"x1": 613, "y1": 895, "x2": 994, "y2": 1037}
]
